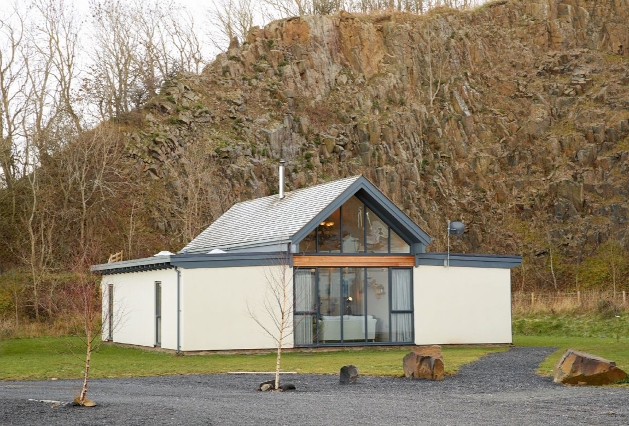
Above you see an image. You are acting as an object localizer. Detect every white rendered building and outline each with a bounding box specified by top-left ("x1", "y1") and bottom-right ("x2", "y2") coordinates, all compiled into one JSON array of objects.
[{"x1": 93, "y1": 175, "x2": 521, "y2": 352}]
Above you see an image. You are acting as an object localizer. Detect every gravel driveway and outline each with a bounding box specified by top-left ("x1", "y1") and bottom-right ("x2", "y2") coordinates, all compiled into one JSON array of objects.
[{"x1": 1, "y1": 347, "x2": 627, "y2": 425}]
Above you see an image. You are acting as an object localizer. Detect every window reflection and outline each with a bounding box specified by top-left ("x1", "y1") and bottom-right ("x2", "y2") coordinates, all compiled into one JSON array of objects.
[
  {"x1": 301, "y1": 229, "x2": 317, "y2": 253},
  {"x1": 390, "y1": 229, "x2": 410, "y2": 253},
  {"x1": 294, "y1": 267, "x2": 413, "y2": 345},
  {"x1": 299, "y1": 198, "x2": 411, "y2": 254},
  {"x1": 317, "y1": 209, "x2": 341, "y2": 252},
  {"x1": 366, "y1": 208, "x2": 388, "y2": 253},
  {"x1": 341, "y1": 197, "x2": 365, "y2": 253}
]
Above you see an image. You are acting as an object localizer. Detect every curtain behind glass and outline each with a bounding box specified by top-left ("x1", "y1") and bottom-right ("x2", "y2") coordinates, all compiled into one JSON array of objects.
[
  {"x1": 391, "y1": 269, "x2": 413, "y2": 342},
  {"x1": 295, "y1": 270, "x2": 315, "y2": 312},
  {"x1": 294, "y1": 270, "x2": 316, "y2": 345},
  {"x1": 391, "y1": 270, "x2": 411, "y2": 310},
  {"x1": 392, "y1": 314, "x2": 412, "y2": 342},
  {"x1": 295, "y1": 314, "x2": 315, "y2": 345}
]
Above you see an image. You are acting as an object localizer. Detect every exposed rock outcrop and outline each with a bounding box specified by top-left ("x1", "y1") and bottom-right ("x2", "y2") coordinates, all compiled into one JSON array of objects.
[{"x1": 125, "y1": 0, "x2": 629, "y2": 285}]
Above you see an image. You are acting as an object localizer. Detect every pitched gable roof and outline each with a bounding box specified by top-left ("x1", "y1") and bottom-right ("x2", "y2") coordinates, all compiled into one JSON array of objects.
[{"x1": 181, "y1": 175, "x2": 431, "y2": 253}]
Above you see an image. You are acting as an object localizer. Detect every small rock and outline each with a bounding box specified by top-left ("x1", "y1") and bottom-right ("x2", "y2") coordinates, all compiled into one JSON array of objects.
[
  {"x1": 279, "y1": 383, "x2": 296, "y2": 391},
  {"x1": 339, "y1": 365, "x2": 359, "y2": 384},
  {"x1": 553, "y1": 349, "x2": 627, "y2": 385},
  {"x1": 258, "y1": 380, "x2": 295, "y2": 391},
  {"x1": 258, "y1": 380, "x2": 275, "y2": 391}
]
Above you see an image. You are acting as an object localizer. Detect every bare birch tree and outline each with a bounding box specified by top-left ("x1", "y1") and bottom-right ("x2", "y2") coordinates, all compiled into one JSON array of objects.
[
  {"x1": 67, "y1": 248, "x2": 112, "y2": 407},
  {"x1": 421, "y1": 23, "x2": 448, "y2": 108},
  {"x1": 248, "y1": 253, "x2": 294, "y2": 390}
]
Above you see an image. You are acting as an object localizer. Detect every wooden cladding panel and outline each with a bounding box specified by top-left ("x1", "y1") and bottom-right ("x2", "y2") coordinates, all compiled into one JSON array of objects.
[{"x1": 293, "y1": 255, "x2": 414, "y2": 267}]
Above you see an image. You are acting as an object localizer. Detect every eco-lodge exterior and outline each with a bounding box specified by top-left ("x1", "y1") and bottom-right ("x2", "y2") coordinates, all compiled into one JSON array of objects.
[{"x1": 92, "y1": 175, "x2": 521, "y2": 352}]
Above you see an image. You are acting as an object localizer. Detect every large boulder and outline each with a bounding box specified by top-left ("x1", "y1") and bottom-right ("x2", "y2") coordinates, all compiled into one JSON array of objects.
[
  {"x1": 403, "y1": 345, "x2": 444, "y2": 381},
  {"x1": 553, "y1": 349, "x2": 628, "y2": 385}
]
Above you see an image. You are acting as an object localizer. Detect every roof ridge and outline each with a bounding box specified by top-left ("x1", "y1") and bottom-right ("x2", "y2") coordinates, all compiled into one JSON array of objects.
[{"x1": 229, "y1": 175, "x2": 363, "y2": 208}]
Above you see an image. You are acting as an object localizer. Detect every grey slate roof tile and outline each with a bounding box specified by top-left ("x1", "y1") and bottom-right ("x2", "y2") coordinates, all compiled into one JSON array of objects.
[{"x1": 181, "y1": 176, "x2": 362, "y2": 253}]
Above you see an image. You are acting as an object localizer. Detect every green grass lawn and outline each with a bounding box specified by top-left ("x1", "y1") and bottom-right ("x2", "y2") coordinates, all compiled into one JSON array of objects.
[
  {"x1": 0, "y1": 337, "x2": 506, "y2": 381},
  {"x1": 3, "y1": 311, "x2": 627, "y2": 382},
  {"x1": 513, "y1": 310, "x2": 629, "y2": 383}
]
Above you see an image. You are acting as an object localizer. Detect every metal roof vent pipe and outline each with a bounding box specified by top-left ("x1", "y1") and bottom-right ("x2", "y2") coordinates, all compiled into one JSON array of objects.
[{"x1": 279, "y1": 159, "x2": 286, "y2": 199}]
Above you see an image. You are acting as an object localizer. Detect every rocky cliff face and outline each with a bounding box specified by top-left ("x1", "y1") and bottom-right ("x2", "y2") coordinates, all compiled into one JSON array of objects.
[{"x1": 131, "y1": 0, "x2": 629, "y2": 289}]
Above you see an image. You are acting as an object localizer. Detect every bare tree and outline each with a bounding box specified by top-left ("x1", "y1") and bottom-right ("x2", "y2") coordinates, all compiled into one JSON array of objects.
[
  {"x1": 67, "y1": 249, "x2": 112, "y2": 407},
  {"x1": 259, "y1": 0, "x2": 348, "y2": 19},
  {"x1": 134, "y1": 1, "x2": 204, "y2": 95},
  {"x1": 163, "y1": 9, "x2": 205, "y2": 75},
  {"x1": 421, "y1": 23, "x2": 448, "y2": 108},
  {"x1": 1, "y1": 0, "x2": 84, "y2": 321},
  {"x1": 56, "y1": 124, "x2": 128, "y2": 255},
  {"x1": 208, "y1": 0, "x2": 256, "y2": 50},
  {"x1": 32, "y1": 0, "x2": 84, "y2": 135},
  {"x1": 87, "y1": 0, "x2": 140, "y2": 120},
  {"x1": 163, "y1": 144, "x2": 232, "y2": 245},
  {"x1": 0, "y1": 5, "x2": 26, "y2": 193},
  {"x1": 86, "y1": 0, "x2": 206, "y2": 121},
  {"x1": 603, "y1": 240, "x2": 627, "y2": 299},
  {"x1": 248, "y1": 253, "x2": 295, "y2": 390}
]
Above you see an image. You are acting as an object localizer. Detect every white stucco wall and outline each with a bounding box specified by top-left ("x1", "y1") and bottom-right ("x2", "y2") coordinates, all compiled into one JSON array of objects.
[
  {"x1": 414, "y1": 265, "x2": 512, "y2": 345},
  {"x1": 100, "y1": 269, "x2": 177, "y2": 349},
  {"x1": 181, "y1": 265, "x2": 291, "y2": 351}
]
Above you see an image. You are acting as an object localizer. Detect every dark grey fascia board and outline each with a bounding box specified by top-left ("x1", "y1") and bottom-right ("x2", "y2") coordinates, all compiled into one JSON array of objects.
[
  {"x1": 91, "y1": 256, "x2": 173, "y2": 275},
  {"x1": 415, "y1": 253, "x2": 523, "y2": 269},
  {"x1": 291, "y1": 176, "x2": 432, "y2": 249},
  {"x1": 170, "y1": 251, "x2": 293, "y2": 269}
]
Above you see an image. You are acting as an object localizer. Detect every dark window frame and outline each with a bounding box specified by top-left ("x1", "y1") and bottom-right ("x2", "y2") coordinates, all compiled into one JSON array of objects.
[
  {"x1": 107, "y1": 284, "x2": 114, "y2": 341},
  {"x1": 293, "y1": 266, "x2": 414, "y2": 347},
  {"x1": 300, "y1": 196, "x2": 411, "y2": 255},
  {"x1": 155, "y1": 281, "x2": 162, "y2": 347}
]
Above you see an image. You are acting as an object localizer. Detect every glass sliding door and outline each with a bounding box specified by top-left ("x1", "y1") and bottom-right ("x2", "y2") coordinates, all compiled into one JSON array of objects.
[
  {"x1": 294, "y1": 267, "x2": 414, "y2": 346},
  {"x1": 343, "y1": 268, "x2": 365, "y2": 343},
  {"x1": 366, "y1": 268, "x2": 390, "y2": 342},
  {"x1": 391, "y1": 269, "x2": 413, "y2": 343},
  {"x1": 294, "y1": 269, "x2": 317, "y2": 345},
  {"x1": 317, "y1": 268, "x2": 341, "y2": 343}
]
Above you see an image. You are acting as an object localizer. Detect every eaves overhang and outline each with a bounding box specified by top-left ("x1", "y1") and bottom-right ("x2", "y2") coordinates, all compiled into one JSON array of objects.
[
  {"x1": 91, "y1": 256, "x2": 173, "y2": 275},
  {"x1": 92, "y1": 252, "x2": 292, "y2": 275},
  {"x1": 171, "y1": 252, "x2": 291, "y2": 269},
  {"x1": 415, "y1": 253, "x2": 523, "y2": 269}
]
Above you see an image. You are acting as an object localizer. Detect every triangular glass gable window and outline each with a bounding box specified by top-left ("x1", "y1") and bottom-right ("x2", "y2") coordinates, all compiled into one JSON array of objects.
[{"x1": 299, "y1": 196, "x2": 410, "y2": 254}]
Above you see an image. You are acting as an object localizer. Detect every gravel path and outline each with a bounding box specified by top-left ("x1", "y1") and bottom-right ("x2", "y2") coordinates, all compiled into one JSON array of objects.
[{"x1": 1, "y1": 347, "x2": 627, "y2": 425}]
